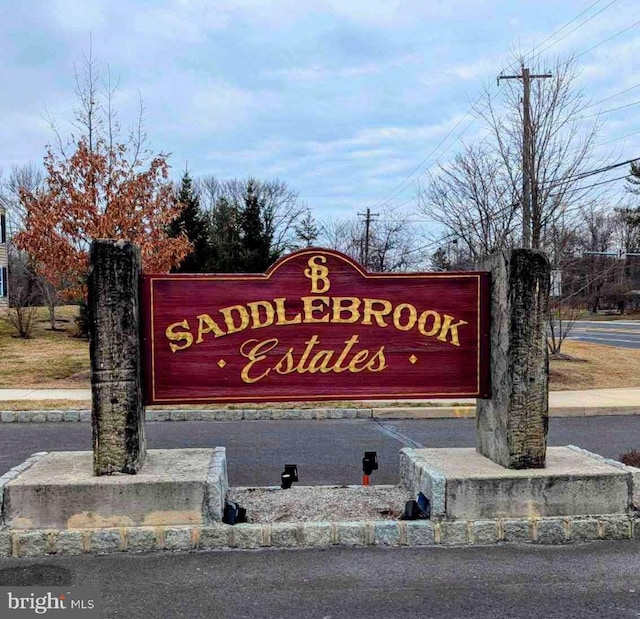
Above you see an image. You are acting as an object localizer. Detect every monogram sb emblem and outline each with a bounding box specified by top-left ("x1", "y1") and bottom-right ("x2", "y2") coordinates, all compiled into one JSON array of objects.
[{"x1": 304, "y1": 255, "x2": 331, "y2": 293}]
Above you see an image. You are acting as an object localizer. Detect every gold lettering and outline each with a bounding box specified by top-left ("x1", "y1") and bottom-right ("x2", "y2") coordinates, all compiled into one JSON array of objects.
[
  {"x1": 438, "y1": 314, "x2": 468, "y2": 346},
  {"x1": 165, "y1": 320, "x2": 194, "y2": 353},
  {"x1": 247, "y1": 301, "x2": 275, "y2": 330},
  {"x1": 308, "y1": 350, "x2": 335, "y2": 373},
  {"x1": 366, "y1": 348, "x2": 387, "y2": 372},
  {"x1": 418, "y1": 310, "x2": 442, "y2": 337},
  {"x1": 333, "y1": 335, "x2": 360, "y2": 372},
  {"x1": 274, "y1": 297, "x2": 302, "y2": 326},
  {"x1": 298, "y1": 335, "x2": 320, "y2": 369},
  {"x1": 243, "y1": 335, "x2": 388, "y2": 381},
  {"x1": 196, "y1": 314, "x2": 226, "y2": 343},
  {"x1": 348, "y1": 348, "x2": 370, "y2": 371},
  {"x1": 301, "y1": 296, "x2": 330, "y2": 323},
  {"x1": 304, "y1": 255, "x2": 331, "y2": 293},
  {"x1": 220, "y1": 305, "x2": 250, "y2": 335},
  {"x1": 274, "y1": 348, "x2": 296, "y2": 374},
  {"x1": 362, "y1": 299, "x2": 392, "y2": 327},
  {"x1": 393, "y1": 303, "x2": 418, "y2": 331},
  {"x1": 239, "y1": 338, "x2": 279, "y2": 383},
  {"x1": 331, "y1": 297, "x2": 361, "y2": 324}
]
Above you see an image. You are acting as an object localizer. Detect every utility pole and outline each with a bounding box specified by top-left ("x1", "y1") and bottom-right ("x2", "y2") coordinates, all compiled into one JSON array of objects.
[
  {"x1": 498, "y1": 65, "x2": 552, "y2": 249},
  {"x1": 357, "y1": 208, "x2": 379, "y2": 268}
]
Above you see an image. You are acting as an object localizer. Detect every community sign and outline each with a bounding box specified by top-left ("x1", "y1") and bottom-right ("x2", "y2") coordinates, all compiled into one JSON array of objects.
[{"x1": 141, "y1": 249, "x2": 490, "y2": 404}]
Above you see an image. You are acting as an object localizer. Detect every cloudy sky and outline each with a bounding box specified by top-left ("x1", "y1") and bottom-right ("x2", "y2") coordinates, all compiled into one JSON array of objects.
[{"x1": 1, "y1": 0, "x2": 639, "y2": 222}]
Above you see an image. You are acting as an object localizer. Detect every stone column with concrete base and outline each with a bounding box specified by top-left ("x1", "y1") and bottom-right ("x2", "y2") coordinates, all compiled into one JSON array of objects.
[
  {"x1": 89, "y1": 239, "x2": 146, "y2": 475},
  {"x1": 476, "y1": 249, "x2": 550, "y2": 469}
]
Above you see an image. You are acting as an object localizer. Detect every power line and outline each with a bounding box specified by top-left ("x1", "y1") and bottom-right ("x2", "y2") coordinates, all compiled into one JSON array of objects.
[
  {"x1": 581, "y1": 81, "x2": 640, "y2": 111},
  {"x1": 368, "y1": 115, "x2": 477, "y2": 210},
  {"x1": 575, "y1": 17, "x2": 640, "y2": 58},
  {"x1": 409, "y1": 171, "x2": 632, "y2": 262},
  {"x1": 520, "y1": 0, "x2": 609, "y2": 63},
  {"x1": 365, "y1": 0, "x2": 624, "y2": 212},
  {"x1": 543, "y1": 157, "x2": 640, "y2": 188},
  {"x1": 577, "y1": 99, "x2": 640, "y2": 120},
  {"x1": 597, "y1": 129, "x2": 640, "y2": 146},
  {"x1": 533, "y1": 0, "x2": 618, "y2": 58},
  {"x1": 552, "y1": 173, "x2": 632, "y2": 195}
]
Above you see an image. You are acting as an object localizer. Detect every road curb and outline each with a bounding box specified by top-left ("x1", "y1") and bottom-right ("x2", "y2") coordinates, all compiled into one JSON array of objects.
[{"x1": 0, "y1": 406, "x2": 639, "y2": 422}]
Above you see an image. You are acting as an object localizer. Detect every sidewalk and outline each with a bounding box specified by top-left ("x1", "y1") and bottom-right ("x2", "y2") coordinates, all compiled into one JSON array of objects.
[{"x1": 0, "y1": 387, "x2": 638, "y2": 418}]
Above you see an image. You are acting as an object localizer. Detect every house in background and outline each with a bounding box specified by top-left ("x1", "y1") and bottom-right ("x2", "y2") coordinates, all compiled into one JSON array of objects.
[{"x1": 0, "y1": 206, "x2": 7, "y2": 308}]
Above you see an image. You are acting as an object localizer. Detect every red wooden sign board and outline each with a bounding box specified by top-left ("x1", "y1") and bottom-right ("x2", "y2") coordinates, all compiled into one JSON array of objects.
[{"x1": 140, "y1": 249, "x2": 490, "y2": 404}]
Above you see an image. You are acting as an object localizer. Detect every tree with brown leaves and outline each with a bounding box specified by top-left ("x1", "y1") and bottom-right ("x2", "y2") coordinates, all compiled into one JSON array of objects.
[
  {"x1": 13, "y1": 47, "x2": 189, "y2": 301},
  {"x1": 15, "y1": 139, "x2": 189, "y2": 300}
]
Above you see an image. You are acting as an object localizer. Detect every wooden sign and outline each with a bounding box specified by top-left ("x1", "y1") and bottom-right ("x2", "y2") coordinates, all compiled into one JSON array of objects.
[{"x1": 140, "y1": 249, "x2": 490, "y2": 404}]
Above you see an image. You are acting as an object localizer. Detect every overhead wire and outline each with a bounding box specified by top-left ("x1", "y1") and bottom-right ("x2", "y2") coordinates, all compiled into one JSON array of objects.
[
  {"x1": 575, "y1": 17, "x2": 640, "y2": 58},
  {"x1": 580, "y1": 81, "x2": 640, "y2": 111},
  {"x1": 597, "y1": 129, "x2": 640, "y2": 146},
  {"x1": 532, "y1": 0, "x2": 619, "y2": 58},
  {"x1": 365, "y1": 0, "x2": 625, "y2": 211},
  {"x1": 542, "y1": 157, "x2": 639, "y2": 188},
  {"x1": 576, "y1": 99, "x2": 640, "y2": 120}
]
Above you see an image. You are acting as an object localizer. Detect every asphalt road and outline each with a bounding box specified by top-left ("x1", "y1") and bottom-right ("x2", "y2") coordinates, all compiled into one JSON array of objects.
[
  {"x1": 2, "y1": 418, "x2": 640, "y2": 618},
  {"x1": 565, "y1": 320, "x2": 640, "y2": 349},
  {"x1": 1, "y1": 542, "x2": 639, "y2": 618},
  {"x1": 2, "y1": 416, "x2": 640, "y2": 483}
]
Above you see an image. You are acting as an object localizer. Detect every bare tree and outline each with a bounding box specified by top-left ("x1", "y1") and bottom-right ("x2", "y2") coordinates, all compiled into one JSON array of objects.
[
  {"x1": 579, "y1": 204, "x2": 619, "y2": 313},
  {"x1": 320, "y1": 206, "x2": 426, "y2": 272},
  {"x1": 0, "y1": 163, "x2": 45, "y2": 235},
  {"x1": 418, "y1": 55, "x2": 601, "y2": 256},
  {"x1": 418, "y1": 142, "x2": 519, "y2": 261},
  {"x1": 4, "y1": 248, "x2": 38, "y2": 338},
  {"x1": 545, "y1": 217, "x2": 582, "y2": 355}
]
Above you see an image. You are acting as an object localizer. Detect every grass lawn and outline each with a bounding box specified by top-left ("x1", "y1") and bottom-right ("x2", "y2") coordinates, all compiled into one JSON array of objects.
[
  {"x1": 2, "y1": 306, "x2": 640, "y2": 397},
  {"x1": 576, "y1": 311, "x2": 640, "y2": 321},
  {"x1": 0, "y1": 305, "x2": 89, "y2": 388},
  {"x1": 549, "y1": 339, "x2": 640, "y2": 390}
]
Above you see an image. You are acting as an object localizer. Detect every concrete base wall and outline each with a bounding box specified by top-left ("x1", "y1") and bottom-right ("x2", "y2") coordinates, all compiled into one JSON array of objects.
[
  {"x1": 2, "y1": 449, "x2": 228, "y2": 530},
  {"x1": 400, "y1": 447, "x2": 634, "y2": 520},
  {"x1": 0, "y1": 514, "x2": 637, "y2": 557}
]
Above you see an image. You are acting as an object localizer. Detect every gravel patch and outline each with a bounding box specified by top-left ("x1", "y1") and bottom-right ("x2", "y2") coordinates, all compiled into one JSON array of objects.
[{"x1": 227, "y1": 485, "x2": 413, "y2": 523}]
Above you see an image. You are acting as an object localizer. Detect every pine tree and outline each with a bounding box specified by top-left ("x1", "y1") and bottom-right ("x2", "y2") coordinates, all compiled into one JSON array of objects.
[
  {"x1": 209, "y1": 196, "x2": 241, "y2": 273},
  {"x1": 628, "y1": 161, "x2": 640, "y2": 195},
  {"x1": 294, "y1": 208, "x2": 319, "y2": 248},
  {"x1": 169, "y1": 171, "x2": 209, "y2": 273},
  {"x1": 238, "y1": 178, "x2": 275, "y2": 272}
]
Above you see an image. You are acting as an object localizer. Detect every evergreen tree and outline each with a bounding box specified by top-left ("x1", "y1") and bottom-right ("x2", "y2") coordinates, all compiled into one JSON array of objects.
[
  {"x1": 627, "y1": 161, "x2": 640, "y2": 195},
  {"x1": 239, "y1": 178, "x2": 275, "y2": 272},
  {"x1": 200, "y1": 177, "x2": 303, "y2": 273},
  {"x1": 430, "y1": 246, "x2": 452, "y2": 271},
  {"x1": 623, "y1": 162, "x2": 640, "y2": 251},
  {"x1": 209, "y1": 196, "x2": 241, "y2": 273},
  {"x1": 169, "y1": 171, "x2": 209, "y2": 272},
  {"x1": 294, "y1": 208, "x2": 319, "y2": 248}
]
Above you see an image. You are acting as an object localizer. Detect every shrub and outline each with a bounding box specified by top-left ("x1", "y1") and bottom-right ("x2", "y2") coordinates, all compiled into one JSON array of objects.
[{"x1": 620, "y1": 450, "x2": 640, "y2": 468}]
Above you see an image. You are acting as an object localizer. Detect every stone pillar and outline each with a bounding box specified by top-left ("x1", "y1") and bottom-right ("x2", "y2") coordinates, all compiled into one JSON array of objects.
[
  {"x1": 476, "y1": 249, "x2": 550, "y2": 469},
  {"x1": 89, "y1": 240, "x2": 146, "y2": 475}
]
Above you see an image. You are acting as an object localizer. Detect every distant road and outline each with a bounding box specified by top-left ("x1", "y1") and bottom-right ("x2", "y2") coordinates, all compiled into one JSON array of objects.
[{"x1": 564, "y1": 320, "x2": 640, "y2": 349}]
